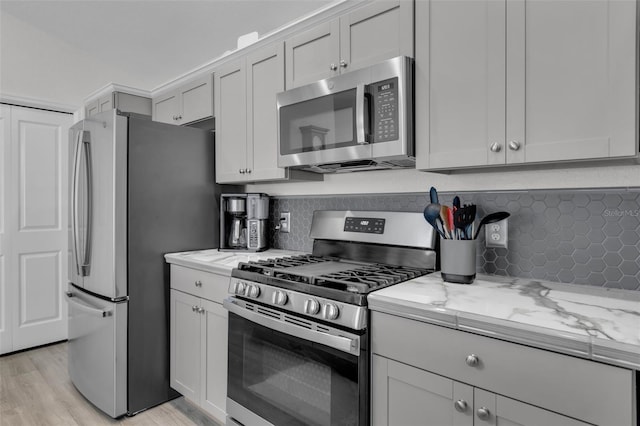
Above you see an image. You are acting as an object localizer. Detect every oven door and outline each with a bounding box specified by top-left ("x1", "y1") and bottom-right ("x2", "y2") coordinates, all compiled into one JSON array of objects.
[{"x1": 224, "y1": 297, "x2": 367, "y2": 426}]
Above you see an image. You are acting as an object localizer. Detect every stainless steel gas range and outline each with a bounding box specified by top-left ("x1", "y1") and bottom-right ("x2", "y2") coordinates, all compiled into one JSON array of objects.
[{"x1": 223, "y1": 210, "x2": 437, "y2": 426}]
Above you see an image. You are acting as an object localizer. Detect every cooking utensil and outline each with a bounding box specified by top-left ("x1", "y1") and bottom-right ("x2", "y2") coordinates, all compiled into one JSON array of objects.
[
  {"x1": 429, "y1": 186, "x2": 439, "y2": 204},
  {"x1": 423, "y1": 203, "x2": 447, "y2": 239},
  {"x1": 473, "y1": 211, "x2": 511, "y2": 240},
  {"x1": 453, "y1": 205, "x2": 476, "y2": 240},
  {"x1": 453, "y1": 196, "x2": 461, "y2": 210},
  {"x1": 440, "y1": 205, "x2": 453, "y2": 239}
]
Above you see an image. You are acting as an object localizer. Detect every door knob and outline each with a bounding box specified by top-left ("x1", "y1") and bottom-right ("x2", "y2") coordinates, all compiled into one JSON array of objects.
[
  {"x1": 339, "y1": 59, "x2": 348, "y2": 68},
  {"x1": 489, "y1": 142, "x2": 502, "y2": 152},
  {"x1": 330, "y1": 63, "x2": 338, "y2": 71},
  {"x1": 508, "y1": 140, "x2": 521, "y2": 151}
]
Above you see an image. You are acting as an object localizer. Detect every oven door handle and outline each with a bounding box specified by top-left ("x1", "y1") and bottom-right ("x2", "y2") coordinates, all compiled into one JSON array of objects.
[{"x1": 223, "y1": 298, "x2": 360, "y2": 356}]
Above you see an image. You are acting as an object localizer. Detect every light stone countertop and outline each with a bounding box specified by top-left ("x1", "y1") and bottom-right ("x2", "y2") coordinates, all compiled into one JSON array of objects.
[
  {"x1": 164, "y1": 248, "x2": 305, "y2": 275},
  {"x1": 368, "y1": 273, "x2": 640, "y2": 370}
]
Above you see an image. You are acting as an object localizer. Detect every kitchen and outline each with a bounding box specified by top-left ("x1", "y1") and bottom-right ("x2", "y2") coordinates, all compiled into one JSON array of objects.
[{"x1": 1, "y1": 0, "x2": 639, "y2": 425}]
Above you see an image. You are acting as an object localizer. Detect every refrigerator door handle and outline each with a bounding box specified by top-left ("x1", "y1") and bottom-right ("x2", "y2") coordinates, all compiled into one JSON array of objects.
[
  {"x1": 71, "y1": 130, "x2": 83, "y2": 276},
  {"x1": 80, "y1": 131, "x2": 93, "y2": 276},
  {"x1": 65, "y1": 291, "x2": 113, "y2": 318}
]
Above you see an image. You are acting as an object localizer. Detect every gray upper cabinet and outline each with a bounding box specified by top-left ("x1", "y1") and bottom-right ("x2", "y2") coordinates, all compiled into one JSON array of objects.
[
  {"x1": 215, "y1": 43, "x2": 287, "y2": 183},
  {"x1": 85, "y1": 91, "x2": 151, "y2": 118},
  {"x1": 415, "y1": 0, "x2": 638, "y2": 171},
  {"x1": 285, "y1": 0, "x2": 414, "y2": 89},
  {"x1": 153, "y1": 73, "x2": 213, "y2": 125}
]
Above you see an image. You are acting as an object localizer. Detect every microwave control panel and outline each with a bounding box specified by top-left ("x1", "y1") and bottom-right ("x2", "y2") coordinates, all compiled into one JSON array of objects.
[{"x1": 372, "y1": 77, "x2": 399, "y2": 143}]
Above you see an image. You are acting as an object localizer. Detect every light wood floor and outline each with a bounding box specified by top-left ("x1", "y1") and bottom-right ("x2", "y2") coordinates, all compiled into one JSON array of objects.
[{"x1": 0, "y1": 342, "x2": 223, "y2": 426}]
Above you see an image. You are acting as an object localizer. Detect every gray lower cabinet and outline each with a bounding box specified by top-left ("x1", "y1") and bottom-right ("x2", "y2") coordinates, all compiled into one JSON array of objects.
[
  {"x1": 169, "y1": 266, "x2": 228, "y2": 423},
  {"x1": 371, "y1": 311, "x2": 635, "y2": 426},
  {"x1": 373, "y1": 355, "x2": 590, "y2": 426}
]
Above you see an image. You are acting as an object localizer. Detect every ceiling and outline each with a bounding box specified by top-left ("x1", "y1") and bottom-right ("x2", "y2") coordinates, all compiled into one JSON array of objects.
[{"x1": 0, "y1": 0, "x2": 334, "y2": 108}]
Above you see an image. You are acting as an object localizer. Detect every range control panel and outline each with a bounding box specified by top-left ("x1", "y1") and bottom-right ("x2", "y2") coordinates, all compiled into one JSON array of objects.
[
  {"x1": 372, "y1": 77, "x2": 399, "y2": 143},
  {"x1": 344, "y1": 217, "x2": 386, "y2": 234}
]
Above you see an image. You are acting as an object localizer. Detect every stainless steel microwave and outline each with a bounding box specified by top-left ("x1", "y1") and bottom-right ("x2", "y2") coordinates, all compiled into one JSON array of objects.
[{"x1": 277, "y1": 56, "x2": 414, "y2": 173}]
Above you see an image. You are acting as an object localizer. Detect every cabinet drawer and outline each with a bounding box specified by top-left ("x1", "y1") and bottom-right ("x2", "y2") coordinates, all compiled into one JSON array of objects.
[
  {"x1": 371, "y1": 312, "x2": 634, "y2": 426},
  {"x1": 170, "y1": 265, "x2": 230, "y2": 304}
]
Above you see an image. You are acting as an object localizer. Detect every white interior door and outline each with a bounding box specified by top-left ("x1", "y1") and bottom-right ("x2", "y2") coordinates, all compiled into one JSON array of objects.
[
  {"x1": 0, "y1": 105, "x2": 12, "y2": 353},
  {"x1": 6, "y1": 105, "x2": 71, "y2": 353}
]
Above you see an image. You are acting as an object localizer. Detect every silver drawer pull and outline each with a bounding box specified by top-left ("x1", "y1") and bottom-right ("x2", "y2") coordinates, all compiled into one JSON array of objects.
[
  {"x1": 454, "y1": 400, "x2": 468, "y2": 413},
  {"x1": 465, "y1": 354, "x2": 480, "y2": 367},
  {"x1": 195, "y1": 280, "x2": 202, "y2": 287},
  {"x1": 476, "y1": 407, "x2": 491, "y2": 421}
]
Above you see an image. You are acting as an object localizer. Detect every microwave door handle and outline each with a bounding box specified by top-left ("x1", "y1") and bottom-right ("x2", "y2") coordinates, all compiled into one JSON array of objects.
[
  {"x1": 355, "y1": 84, "x2": 369, "y2": 145},
  {"x1": 80, "y1": 131, "x2": 93, "y2": 276}
]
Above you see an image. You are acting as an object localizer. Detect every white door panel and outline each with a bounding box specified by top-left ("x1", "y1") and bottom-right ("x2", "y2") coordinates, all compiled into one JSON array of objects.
[
  {"x1": 6, "y1": 106, "x2": 71, "y2": 353},
  {"x1": 0, "y1": 105, "x2": 11, "y2": 353}
]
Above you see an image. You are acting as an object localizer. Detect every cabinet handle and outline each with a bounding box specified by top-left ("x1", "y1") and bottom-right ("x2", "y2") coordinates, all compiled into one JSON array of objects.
[
  {"x1": 489, "y1": 142, "x2": 502, "y2": 152},
  {"x1": 246, "y1": 169, "x2": 251, "y2": 174},
  {"x1": 198, "y1": 307, "x2": 205, "y2": 314},
  {"x1": 239, "y1": 169, "x2": 245, "y2": 174},
  {"x1": 173, "y1": 115, "x2": 178, "y2": 121},
  {"x1": 454, "y1": 400, "x2": 468, "y2": 413},
  {"x1": 192, "y1": 305, "x2": 198, "y2": 312},
  {"x1": 195, "y1": 280, "x2": 202, "y2": 287},
  {"x1": 177, "y1": 114, "x2": 183, "y2": 120},
  {"x1": 330, "y1": 63, "x2": 338, "y2": 71},
  {"x1": 465, "y1": 354, "x2": 480, "y2": 367},
  {"x1": 339, "y1": 59, "x2": 348, "y2": 68},
  {"x1": 508, "y1": 140, "x2": 521, "y2": 151},
  {"x1": 476, "y1": 407, "x2": 491, "y2": 421}
]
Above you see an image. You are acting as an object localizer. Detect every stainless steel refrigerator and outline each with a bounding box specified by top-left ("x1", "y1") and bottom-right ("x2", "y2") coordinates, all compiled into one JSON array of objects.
[{"x1": 66, "y1": 110, "x2": 219, "y2": 418}]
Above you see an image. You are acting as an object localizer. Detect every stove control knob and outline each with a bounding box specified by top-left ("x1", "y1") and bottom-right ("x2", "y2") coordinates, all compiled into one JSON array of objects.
[
  {"x1": 246, "y1": 284, "x2": 260, "y2": 298},
  {"x1": 233, "y1": 281, "x2": 246, "y2": 295},
  {"x1": 304, "y1": 298, "x2": 320, "y2": 315},
  {"x1": 272, "y1": 290, "x2": 288, "y2": 306},
  {"x1": 322, "y1": 303, "x2": 340, "y2": 320}
]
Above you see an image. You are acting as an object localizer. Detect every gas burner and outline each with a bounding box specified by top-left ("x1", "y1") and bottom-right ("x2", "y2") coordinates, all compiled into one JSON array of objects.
[{"x1": 315, "y1": 264, "x2": 429, "y2": 293}]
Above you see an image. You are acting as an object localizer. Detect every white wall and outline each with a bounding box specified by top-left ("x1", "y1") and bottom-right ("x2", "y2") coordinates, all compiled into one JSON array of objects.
[
  {"x1": 247, "y1": 163, "x2": 640, "y2": 196},
  {"x1": 0, "y1": 12, "x2": 131, "y2": 108}
]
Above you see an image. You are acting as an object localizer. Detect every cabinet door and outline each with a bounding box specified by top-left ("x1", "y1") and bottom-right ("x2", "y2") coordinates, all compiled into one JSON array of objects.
[
  {"x1": 246, "y1": 42, "x2": 287, "y2": 182},
  {"x1": 415, "y1": 0, "x2": 506, "y2": 170},
  {"x1": 85, "y1": 99, "x2": 99, "y2": 117},
  {"x1": 474, "y1": 389, "x2": 591, "y2": 426},
  {"x1": 170, "y1": 289, "x2": 201, "y2": 402},
  {"x1": 506, "y1": 0, "x2": 637, "y2": 163},
  {"x1": 200, "y1": 299, "x2": 228, "y2": 423},
  {"x1": 98, "y1": 94, "x2": 113, "y2": 113},
  {"x1": 372, "y1": 355, "x2": 473, "y2": 426},
  {"x1": 340, "y1": 0, "x2": 414, "y2": 73},
  {"x1": 214, "y1": 60, "x2": 247, "y2": 183},
  {"x1": 153, "y1": 91, "x2": 179, "y2": 125},
  {"x1": 285, "y1": 20, "x2": 340, "y2": 89},
  {"x1": 179, "y1": 73, "x2": 214, "y2": 125}
]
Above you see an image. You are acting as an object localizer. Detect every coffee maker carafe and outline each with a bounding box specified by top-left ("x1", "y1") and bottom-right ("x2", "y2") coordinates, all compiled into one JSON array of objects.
[
  {"x1": 226, "y1": 197, "x2": 246, "y2": 248},
  {"x1": 220, "y1": 193, "x2": 270, "y2": 251}
]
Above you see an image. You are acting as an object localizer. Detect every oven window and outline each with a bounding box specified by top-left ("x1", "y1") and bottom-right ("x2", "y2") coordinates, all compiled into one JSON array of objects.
[
  {"x1": 228, "y1": 312, "x2": 362, "y2": 426},
  {"x1": 279, "y1": 89, "x2": 357, "y2": 155}
]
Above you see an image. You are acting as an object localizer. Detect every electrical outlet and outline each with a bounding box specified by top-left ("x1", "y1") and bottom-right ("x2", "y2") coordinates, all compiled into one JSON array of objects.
[
  {"x1": 279, "y1": 212, "x2": 291, "y2": 233},
  {"x1": 485, "y1": 218, "x2": 508, "y2": 248}
]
